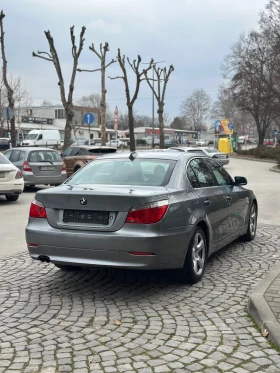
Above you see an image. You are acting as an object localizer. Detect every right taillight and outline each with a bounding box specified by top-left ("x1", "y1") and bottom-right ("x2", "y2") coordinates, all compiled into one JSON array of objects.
[
  {"x1": 62, "y1": 162, "x2": 66, "y2": 171},
  {"x1": 23, "y1": 161, "x2": 32, "y2": 172},
  {"x1": 126, "y1": 200, "x2": 168, "y2": 224},
  {"x1": 29, "y1": 199, "x2": 47, "y2": 219}
]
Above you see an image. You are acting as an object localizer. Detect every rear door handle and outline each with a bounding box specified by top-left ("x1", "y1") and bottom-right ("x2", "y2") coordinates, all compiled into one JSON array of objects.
[
  {"x1": 226, "y1": 196, "x2": 232, "y2": 202},
  {"x1": 204, "y1": 199, "x2": 211, "y2": 206}
]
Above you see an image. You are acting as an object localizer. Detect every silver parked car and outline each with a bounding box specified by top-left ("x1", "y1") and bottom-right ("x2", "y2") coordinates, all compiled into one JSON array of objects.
[
  {"x1": 26, "y1": 151, "x2": 257, "y2": 283},
  {"x1": 4, "y1": 147, "x2": 67, "y2": 188},
  {"x1": 170, "y1": 147, "x2": 229, "y2": 166}
]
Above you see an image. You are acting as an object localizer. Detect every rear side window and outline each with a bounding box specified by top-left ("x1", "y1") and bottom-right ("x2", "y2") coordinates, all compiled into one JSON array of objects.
[
  {"x1": 188, "y1": 158, "x2": 215, "y2": 188},
  {"x1": 67, "y1": 158, "x2": 176, "y2": 187},
  {"x1": 0, "y1": 153, "x2": 10, "y2": 164},
  {"x1": 205, "y1": 159, "x2": 232, "y2": 185},
  {"x1": 63, "y1": 147, "x2": 73, "y2": 156},
  {"x1": 87, "y1": 148, "x2": 117, "y2": 154},
  {"x1": 28, "y1": 151, "x2": 62, "y2": 162},
  {"x1": 10, "y1": 150, "x2": 25, "y2": 162}
]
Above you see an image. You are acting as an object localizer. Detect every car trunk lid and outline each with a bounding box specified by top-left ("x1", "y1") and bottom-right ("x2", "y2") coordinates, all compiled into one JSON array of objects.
[{"x1": 36, "y1": 184, "x2": 170, "y2": 232}]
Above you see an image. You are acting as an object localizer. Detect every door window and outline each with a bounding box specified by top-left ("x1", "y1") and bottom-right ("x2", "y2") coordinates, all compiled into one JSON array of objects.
[
  {"x1": 10, "y1": 150, "x2": 22, "y2": 162},
  {"x1": 3, "y1": 150, "x2": 12, "y2": 159},
  {"x1": 206, "y1": 159, "x2": 232, "y2": 186},
  {"x1": 188, "y1": 158, "x2": 215, "y2": 188}
]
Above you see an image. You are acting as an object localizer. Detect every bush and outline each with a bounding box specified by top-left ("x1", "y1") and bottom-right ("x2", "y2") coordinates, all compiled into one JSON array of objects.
[{"x1": 237, "y1": 146, "x2": 280, "y2": 160}]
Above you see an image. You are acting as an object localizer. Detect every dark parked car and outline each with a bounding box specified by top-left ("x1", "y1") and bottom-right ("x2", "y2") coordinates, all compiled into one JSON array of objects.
[
  {"x1": 0, "y1": 138, "x2": 11, "y2": 152},
  {"x1": 61, "y1": 145, "x2": 117, "y2": 177},
  {"x1": 26, "y1": 150, "x2": 257, "y2": 284},
  {"x1": 3, "y1": 147, "x2": 67, "y2": 188}
]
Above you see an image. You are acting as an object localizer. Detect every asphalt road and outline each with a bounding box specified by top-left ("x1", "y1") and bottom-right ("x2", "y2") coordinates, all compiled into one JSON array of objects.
[{"x1": 0, "y1": 158, "x2": 279, "y2": 258}]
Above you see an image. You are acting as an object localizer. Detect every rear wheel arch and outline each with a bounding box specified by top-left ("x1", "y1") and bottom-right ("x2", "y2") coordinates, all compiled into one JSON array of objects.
[{"x1": 196, "y1": 220, "x2": 210, "y2": 256}]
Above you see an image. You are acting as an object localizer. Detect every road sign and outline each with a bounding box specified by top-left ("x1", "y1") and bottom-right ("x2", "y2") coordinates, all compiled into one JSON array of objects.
[
  {"x1": 114, "y1": 106, "x2": 118, "y2": 131},
  {"x1": 83, "y1": 112, "x2": 95, "y2": 125},
  {"x1": 228, "y1": 123, "x2": 234, "y2": 130},
  {"x1": 2, "y1": 107, "x2": 14, "y2": 121}
]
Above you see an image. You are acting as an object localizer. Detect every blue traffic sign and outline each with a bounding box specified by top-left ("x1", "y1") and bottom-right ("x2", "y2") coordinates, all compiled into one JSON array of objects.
[
  {"x1": 228, "y1": 123, "x2": 234, "y2": 130},
  {"x1": 83, "y1": 112, "x2": 95, "y2": 125}
]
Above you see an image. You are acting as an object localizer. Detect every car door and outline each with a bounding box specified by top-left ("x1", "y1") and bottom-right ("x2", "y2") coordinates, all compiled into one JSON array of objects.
[
  {"x1": 205, "y1": 158, "x2": 249, "y2": 239},
  {"x1": 187, "y1": 158, "x2": 230, "y2": 251}
]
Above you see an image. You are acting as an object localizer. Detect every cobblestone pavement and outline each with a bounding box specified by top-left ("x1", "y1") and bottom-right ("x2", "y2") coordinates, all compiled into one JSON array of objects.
[
  {"x1": 265, "y1": 272, "x2": 280, "y2": 323},
  {"x1": 1, "y1": 226, "x2": 280, "y2": 373}
]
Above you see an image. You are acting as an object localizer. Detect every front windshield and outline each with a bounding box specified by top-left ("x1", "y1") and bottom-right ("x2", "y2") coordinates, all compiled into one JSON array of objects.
[
  {"x1": 25, "y1": 134, "x2": 38, "y2": 140},
  {"x1": 67, "y1": 158, "x2": 176, "y2": 187}
]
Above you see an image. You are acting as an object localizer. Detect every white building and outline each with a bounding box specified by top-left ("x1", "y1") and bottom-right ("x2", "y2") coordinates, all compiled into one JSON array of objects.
[{"x1": 4, "y1": 104, "x2": 116, "y2": 144}]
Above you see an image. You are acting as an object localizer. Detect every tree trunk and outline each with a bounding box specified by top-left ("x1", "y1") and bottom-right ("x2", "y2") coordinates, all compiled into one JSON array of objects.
[
  {"x1": 258, "y1": 130, "x2": 265, "y2": 147},
  {"x1": 100, "y1": 62, "x2": 106, "y2": 146},
  {"x1": 10, "y1": 115, "x2": 16, "y2": 146},
  {"x1": 64, "y1": 106, "x2": 74, "y2": 150},
  {"x1": 128, "y1": 105, "x2": 135, "y2": 151},
  {"x1": 158, "y1": 105, "x2": 164, "y2": 149}
]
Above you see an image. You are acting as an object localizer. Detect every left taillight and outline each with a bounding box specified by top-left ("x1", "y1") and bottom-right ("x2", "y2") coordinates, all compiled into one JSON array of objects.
[
  {"x1": 29, "y1": 199, "x2": 47, "y2": 219},
  {"x1": 126, "y1": 200, "x2": 168, "y2": 224},
  {"x1": 15, "y1": 169, "x2": 23, "y2": 179}
]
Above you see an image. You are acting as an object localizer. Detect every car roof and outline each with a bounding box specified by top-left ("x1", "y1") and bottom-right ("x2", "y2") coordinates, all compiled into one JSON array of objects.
[
  {"x1": 170, "y1": 147, "x2": 205, "y2": 152},
  {"x1": 70, "y1": 145, "x2": 116, "y2": 150},
  {"x1": 8, "y1": 147, "x2": 60, "y2": 152},
  {"x1": 100, "y1": 150, "x2": 207, "y2": 161}
]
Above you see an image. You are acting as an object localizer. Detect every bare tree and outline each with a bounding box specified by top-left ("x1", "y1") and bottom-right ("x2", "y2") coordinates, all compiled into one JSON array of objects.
[
  {"x1": 180, "y1": 89, "x2": 211, "y2": 133},
  {"x1": 78, "y1": 42, "x2": 115, "y2": 146},
  {"x1": 0, "y1": 11, "x2": 16, "y2": 146},
  {"x1": 41, "y1": 100, "x2": 53, "y2": 106},
  {"x1": 143, "y1": 65, "x2": 174, "y2": 148},
  {"x1": 109, "y1": 49, "x2": 153, "y2": 151},
  {"x1": 223, "y1": 32, "x2": 280, "y2": 146},
  {"x1": 33, "y1": 25, "x2": 86, "y2": 149},
  {"x1": 75, "y1": 93, "x2": 109, "y2": 109},
  {"x1": 211, "y1": 84, "x2": 255, "y2": 134},
  {"x1": 10, "y1": 76, "x2": 33, "y2": 123}
]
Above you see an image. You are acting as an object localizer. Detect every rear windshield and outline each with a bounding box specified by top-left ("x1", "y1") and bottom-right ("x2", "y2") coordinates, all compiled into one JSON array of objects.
[
  {"x1": 67, "y1": 158, "x2": 176, "y2": 186},
  {"x1": 87, "y1": 148, "x2": 117, "y2": 154},
  {"x1": 203, "y1": 148, "x2": 218, "y2": 153},
  {"x1": 0, "y1": 153, "x2": 10, "y2": 164},
  {"x1": 28, "y1": 150, "x2": 62, "y2": 162},
  {"x1": 0, "y1": 139, "x2": 10, "y2": 144}
]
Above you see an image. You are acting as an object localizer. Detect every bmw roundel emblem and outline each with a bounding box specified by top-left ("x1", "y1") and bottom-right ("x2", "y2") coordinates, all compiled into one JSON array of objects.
[{"x1": 80, "y1": 197, "x2": 87, "y2": 206}]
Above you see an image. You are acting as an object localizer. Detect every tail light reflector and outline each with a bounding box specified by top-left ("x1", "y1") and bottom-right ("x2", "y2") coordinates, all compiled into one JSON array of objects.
[
  {"x1": 15, "y1": 169, "x2": 23, "y2": 179},
  {"x1": 126, "y1": 200, "x2": 168, "y2": 224},
  {"x1": 23, "y1": 161, "x2": 32, "y2": 172},
  {"x1": 29, "y1": 199, "x2": 47, "y2": 219}
]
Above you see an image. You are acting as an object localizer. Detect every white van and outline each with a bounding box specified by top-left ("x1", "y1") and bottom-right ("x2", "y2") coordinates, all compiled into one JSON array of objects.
[{"x1": 21, "y1": 130, "x2": 61, "y2": 149}]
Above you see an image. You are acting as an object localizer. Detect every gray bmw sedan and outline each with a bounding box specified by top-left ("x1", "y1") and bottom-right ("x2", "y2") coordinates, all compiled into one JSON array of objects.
[{"x1": 26, "y1": 151, "x2": 257, "y2": 283}]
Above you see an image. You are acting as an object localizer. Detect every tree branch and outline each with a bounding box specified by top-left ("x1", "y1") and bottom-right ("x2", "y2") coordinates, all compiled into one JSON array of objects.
[
  {"x1": 32, "y1": 51, "x2": 53, "y2": 62},
  {"x1": 105, "y1": 59, "x2": 116, "y2": 69},
  {"x1": 77, "y1": 67, "x2": 101, "y2": 73},
  {"x1": 108, "y1": 75, "x2": 124, "y2": 80},
  {"x1": 89, "y1": 43, "x2": 101, "y2": 59}
]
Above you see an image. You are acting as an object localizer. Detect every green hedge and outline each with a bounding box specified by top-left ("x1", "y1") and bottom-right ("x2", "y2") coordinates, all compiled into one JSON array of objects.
[{"x1": 237, "y1": 146, "x2": 280, "y2": 161}]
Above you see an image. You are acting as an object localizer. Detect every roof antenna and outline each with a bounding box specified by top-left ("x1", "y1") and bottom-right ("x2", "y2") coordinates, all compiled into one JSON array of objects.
[{"x1": 129, "y1": 151, "x2": 138, "y2": 161}]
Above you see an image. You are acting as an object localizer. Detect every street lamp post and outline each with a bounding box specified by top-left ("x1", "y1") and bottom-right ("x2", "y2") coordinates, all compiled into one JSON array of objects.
[{"x1": 143, "y1": 60, "x2": 165, "y2": 148}]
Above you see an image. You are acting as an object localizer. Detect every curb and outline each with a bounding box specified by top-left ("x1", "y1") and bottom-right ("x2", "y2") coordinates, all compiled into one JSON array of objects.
[
  {"x1": 270, "y1": 166, "x2": 280, "y2": 173},
  {"x1": 229, "y1": 155, "x2": 278, "y2": 164},
  {"x1": 248, "y1": 261, "x2": 280, "y2": 349}
]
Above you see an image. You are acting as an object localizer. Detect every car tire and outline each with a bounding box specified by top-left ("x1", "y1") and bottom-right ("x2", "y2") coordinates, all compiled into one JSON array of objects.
[
  {"x1": 54, "y1": 264, "x2": 82, "y2": 271},
  {"x1": 5, "y1": 194, "x2": 19, "y2": 202},
  {"x1": 241, "y1": 202, "x2": 257, "y2": 242},
  {"x1": 177, "y1": 227, "x2": 207, "y2": 284}
]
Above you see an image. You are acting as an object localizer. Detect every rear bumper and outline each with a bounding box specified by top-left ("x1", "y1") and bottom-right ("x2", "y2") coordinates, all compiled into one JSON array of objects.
[
  {"x1": 0, "y1": 183, "x2": 24, "y2": 194},
  {"x1": 26, "y1": 219, "x2": 194, "y2": 270},
  {"x1": 23, "y1": 172, "x2": 67, "y2": 186}
]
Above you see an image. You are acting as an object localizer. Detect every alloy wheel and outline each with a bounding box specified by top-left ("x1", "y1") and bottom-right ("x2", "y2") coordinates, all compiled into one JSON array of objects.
[{"x1": 192, "y1": 232, "x2": 206, "y2": 276}]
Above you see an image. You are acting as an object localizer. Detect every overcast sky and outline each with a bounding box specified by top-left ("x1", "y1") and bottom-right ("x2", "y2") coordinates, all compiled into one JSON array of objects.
[{"x1": 1, "y1": 0, "x2": 268, "y2": 120}]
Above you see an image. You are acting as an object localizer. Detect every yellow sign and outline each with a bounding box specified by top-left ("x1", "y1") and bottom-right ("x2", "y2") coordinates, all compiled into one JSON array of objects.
[{"x1": 215, "y1": 119, "x2": 233, "y2": 135}]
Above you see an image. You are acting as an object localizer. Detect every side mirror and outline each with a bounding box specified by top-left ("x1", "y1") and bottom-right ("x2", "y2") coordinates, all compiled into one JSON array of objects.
[{"x1": 234, "y1": 176, "x2": 247, "y2": 186}]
